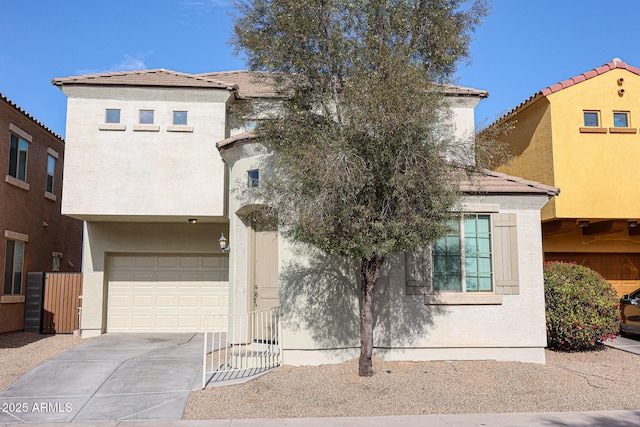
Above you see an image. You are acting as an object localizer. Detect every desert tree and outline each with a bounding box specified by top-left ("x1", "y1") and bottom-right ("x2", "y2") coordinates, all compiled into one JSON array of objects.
[{"x1": 231, "y1": 0, "x2": 491, "y2": 376}]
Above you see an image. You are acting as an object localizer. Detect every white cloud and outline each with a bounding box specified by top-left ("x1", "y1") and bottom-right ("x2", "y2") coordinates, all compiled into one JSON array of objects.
[
  {"x1": 179, "y1": 0, "x2": 231, "y2": 14},
  {"x1": 111, "y1": 53, "x2": 152, "y2": 71}
]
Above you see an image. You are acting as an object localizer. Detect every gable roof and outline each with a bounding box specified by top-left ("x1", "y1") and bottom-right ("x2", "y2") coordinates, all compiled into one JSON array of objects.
[
  {"x1": 1, "y1": 93, "x2": 64, "y2": 142},
  {"x1": 52, "y1": 69, "x2": 238, "y2": 91},
  {"x1": 493, "y1": 58, "x2": 639, "y2": 125}
]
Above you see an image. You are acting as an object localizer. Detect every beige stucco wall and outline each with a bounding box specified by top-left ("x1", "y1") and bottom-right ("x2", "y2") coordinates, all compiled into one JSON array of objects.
[
  {"x1": 79, "y1": 221, "x2": 228, "y2": 337},
  {"x1": 61, "y1": 86, "x2": 230, "y2": 221},
  {"x1": 280, "y1": 195, "x2": 549, "y2": 366},
  {"x1": 222, "y1": 137, "x2": 550, "y2": 365}
]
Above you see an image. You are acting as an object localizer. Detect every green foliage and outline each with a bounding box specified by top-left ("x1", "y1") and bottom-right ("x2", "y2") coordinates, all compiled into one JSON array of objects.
[
  {"x1": 544, "y1": 261, "x2": 620, "y2": 351},
  {"x1": 232, "y1": 0, "x2": 490, "y2": 260}
]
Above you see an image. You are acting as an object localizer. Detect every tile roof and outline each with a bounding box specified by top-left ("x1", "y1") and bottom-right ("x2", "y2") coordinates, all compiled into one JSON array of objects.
[
  {"x1": 197, "y1": 71, "x2": 283, "y2": 99},
  {"x1": 216, "y1": 135, "x2": 559, "y2": 197},
  {"x1": 1, "y1": 93, "x2": 64, "y2": 142},
  {"x1": 461, "y1": 170, "x2": 560, "y2": 196},
  {"x1": 445, "y1": 85, "x2": 488, "y2": 98},
  {"x1": 52, "y1": 69, "x2": 238, "y2": 90},
  {"x1": 216, "y1": 131, "x2": 257, "y2": 149},
  {"x1": 494, "y1": 58, "x2": 639, "y2": 124},
  {"x1": 53, "y1": 68, "x2": 488, "y2": 100}
]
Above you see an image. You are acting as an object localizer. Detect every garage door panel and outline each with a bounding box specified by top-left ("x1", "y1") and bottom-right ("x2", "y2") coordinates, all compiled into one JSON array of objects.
[
  {"x1": 107, "y1": 254, "x2": 229, "y2": 333},
  {"x1": 133, "y1": 256, "x2": 155, "y2": 268}
]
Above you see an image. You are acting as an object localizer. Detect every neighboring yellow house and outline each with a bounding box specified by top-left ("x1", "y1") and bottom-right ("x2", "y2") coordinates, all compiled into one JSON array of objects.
[{"x1": 492, "y1": 58, "x2": 640, "y2": 296}]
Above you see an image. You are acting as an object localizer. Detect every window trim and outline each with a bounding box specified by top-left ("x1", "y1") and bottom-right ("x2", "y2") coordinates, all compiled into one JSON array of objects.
[
  {"x1": 247, "y1": 169, "x2": 260, "y2": 188},
  {"x1": 8, "y1": 134, "x2": 29, "y2": 183},
  {"x1": 3, "y1": 239, "x2": 25, "y2": 297},
  {"x1": 139, "y1": 109, "x2": 155, "y2": 125},
  {"x1": 432, "y1": 214, "x2": 493, "y2": 294},
  {"x1": 172, "y1": 111, "x2": 188, "y2": 126},
  {"x1": 583, "y1": 110, "x2": 600, "y2": 127},
  {"x1": 46, "y1": 154, "x2": 55, "y2": 194},
  {"x1": 105, "y1": 108, "x2": 121, "y2": 124},
  {"x1": 406, "y1": 212, "x2": 520, "y2": 305},
  {"x1": 613, "y1": 111, "x2": 630, "y2": 128}
]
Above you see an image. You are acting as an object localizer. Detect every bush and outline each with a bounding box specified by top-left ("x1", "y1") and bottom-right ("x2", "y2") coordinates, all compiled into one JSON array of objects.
[{"x1": 544, "y1": 261, "x2": 620, "y2": 351}]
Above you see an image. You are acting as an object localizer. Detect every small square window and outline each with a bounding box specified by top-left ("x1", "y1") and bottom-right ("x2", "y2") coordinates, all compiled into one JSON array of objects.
[
  {"x1": 583, "y1": 111, "x2": 599, "y2": 127},
  {"x1": 173, "y1": 111, "x2": 187, "y2": 126},
  {"x1": 247, "y1": 169, "x2": 259, "y2": 188},
  {"x1": 614, "y1": 112, "x2": 629, "y2": 127},
  {"x1": 105, "y1": 109, "x2": 120, "y2": 124},
  {"x1": 139, "y1": 110, "x2": 154, "y2": 124}
]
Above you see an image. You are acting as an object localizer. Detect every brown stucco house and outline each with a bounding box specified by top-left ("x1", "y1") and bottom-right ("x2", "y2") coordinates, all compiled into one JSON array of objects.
[{"x1": 0, "y1": 93, "x2": 83, "y2": 333}]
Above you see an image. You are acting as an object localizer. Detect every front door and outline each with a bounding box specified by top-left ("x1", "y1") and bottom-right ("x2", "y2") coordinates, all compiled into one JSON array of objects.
[{"x1": 251, "y1": 217, "x2": 279, "y2": 312}]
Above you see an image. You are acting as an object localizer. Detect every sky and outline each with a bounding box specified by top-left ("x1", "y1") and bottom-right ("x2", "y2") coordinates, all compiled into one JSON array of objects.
[{"x1": 2, "y1": 0, "x2": 640, "y2": 138}]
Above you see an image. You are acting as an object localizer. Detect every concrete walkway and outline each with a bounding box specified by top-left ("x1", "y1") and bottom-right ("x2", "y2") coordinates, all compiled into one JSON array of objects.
[
  {"x1": 0, "y1": 334, "x2": 203, "y2": 423},
  {"x1": 604, "y1": 334, "x2": 640, "y2": 354},
  {"x1": 2, "y1": 410, "x2": 640, "y2": 426}
]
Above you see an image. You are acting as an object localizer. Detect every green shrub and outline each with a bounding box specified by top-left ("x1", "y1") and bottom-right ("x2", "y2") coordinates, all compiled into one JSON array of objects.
[{"x1": 544, "y1": 261, "x2": 620, "y2": 351}]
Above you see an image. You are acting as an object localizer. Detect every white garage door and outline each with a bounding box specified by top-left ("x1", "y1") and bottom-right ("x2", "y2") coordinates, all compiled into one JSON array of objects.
[{"x1": 107, "y1": 254, "x2": 228, "y2": 333}]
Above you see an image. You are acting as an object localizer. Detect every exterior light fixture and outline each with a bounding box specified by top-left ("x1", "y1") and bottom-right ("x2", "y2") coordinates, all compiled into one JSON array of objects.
[
  {"x1": 188, "y1": 218, "x2": 198, "y2": 224},
  {"x1": 628, "y1": 221, "x2": 638, "y2": 229},
  {"x1": 219, "y1": 233, "x2": 230, "y2": 252},
  {"x1": 578, "y1": 220, "x2": 590, "y2": 228}
]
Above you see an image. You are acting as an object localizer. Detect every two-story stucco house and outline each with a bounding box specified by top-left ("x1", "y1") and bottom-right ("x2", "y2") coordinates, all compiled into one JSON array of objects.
[
  {"x1": 53, "y1": 69, "x2": 557, "y2": 365},
  {"x1": 492, "y1": 58, "x2": 640, "y2": 297}
]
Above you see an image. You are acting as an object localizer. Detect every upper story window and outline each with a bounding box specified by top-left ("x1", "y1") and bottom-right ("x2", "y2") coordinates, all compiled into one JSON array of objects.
[
  {"x1": 4, "y1": 239, "x2": 25, "y2": 296},
  {"x1": 173, "y1": 111, "x2": 188, "y2": 125},
  {"x1": 139, "y1": 110, "x2": 154, "y2": 124},
  {"x1": 433, "y1": 214, "x2": 492, "y2": 292},
  {"x1": 614, "y1": 111, "x2": 629, "y2": 127},
  {"x1": 583, "y1": 111, "x2": 600, "y2": 127},
  {"x1": 8, "y1": 134, "x2": 28, "y2": 182},
  {"x1": 105, "y1": 109, "x2": 121, "y2": 124},
  {"x1": 46, "y1": 155, "x2": 56, "y2": 193},
  {"x1": 247, "y1": 169, "x2": 259, "y2": 188}
]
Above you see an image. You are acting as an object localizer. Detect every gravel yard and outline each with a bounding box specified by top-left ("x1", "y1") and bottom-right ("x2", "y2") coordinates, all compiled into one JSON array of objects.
[
  {"x1": 0, "y1": 332, "x2": 85, "y2": 392},
  {"x1": 1, "y1": 332, "x2": 638, "y2": 421},
  {"x1": 184, "y1": 348, "x2": 640, "y2": 420}
]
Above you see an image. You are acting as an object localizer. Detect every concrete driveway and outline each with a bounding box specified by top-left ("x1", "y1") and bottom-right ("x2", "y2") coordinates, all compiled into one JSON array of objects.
[
  {"x1": 604, "y1": 334, "x2": 640, "y2": 354},
  {"x1": 0, "y1": 333, "x2": 203, "y2": 423}
]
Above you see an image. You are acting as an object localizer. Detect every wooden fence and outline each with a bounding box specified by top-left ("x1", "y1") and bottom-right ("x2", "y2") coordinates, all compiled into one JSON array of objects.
[{"x1": 25, "y1": 272, "x2": 83, "y2": 334}]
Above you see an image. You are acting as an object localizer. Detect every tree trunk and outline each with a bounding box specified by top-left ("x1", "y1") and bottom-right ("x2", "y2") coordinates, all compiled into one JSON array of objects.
[{"x1": 358, "y1": 255, "x2": 385, "y2": 377}]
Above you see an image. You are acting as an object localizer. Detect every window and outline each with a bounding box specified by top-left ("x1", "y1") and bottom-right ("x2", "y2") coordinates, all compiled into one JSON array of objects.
[
  {"x1": 433, "y1": 214, "x2": 492, "y2": 292},
  {"x1": 8, "y1": 134, "x2": 28, "y2": 181},
  {"x1": 139, "y1": 110, "x2": 154, "y2": 124},
  {"x1": 105, "y1": 109, "x2": 121, "y2": 124},
  {"x1": 247, "y1": 169, "x2": 259, "y2": 188},
  {"x1": 3, "y1": 240, "x2": 24, "y2": 295},
  {"x1": 46, "y1": 155, "x2": 55, "y2": 193},
  {"x1": 583, "y1": 111, "x2": 599, "y2": 127},
  {"x1": 614, "y1": 112, "x2": 629, "y2": 127},
  {"x1": 173, "y1": 111, "x2": 187, "y2": 125}
]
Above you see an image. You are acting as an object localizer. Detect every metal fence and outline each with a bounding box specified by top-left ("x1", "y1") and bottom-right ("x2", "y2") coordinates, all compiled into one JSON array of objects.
[{"x1": 202, "y1": 307, "x2": 282, "y2": 389}]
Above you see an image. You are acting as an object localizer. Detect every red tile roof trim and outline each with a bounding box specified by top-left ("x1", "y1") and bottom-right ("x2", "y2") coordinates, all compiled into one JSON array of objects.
[
  {"x1": 1, "y1": 93, "x2": 64, "y2": 142},
  {"x1": 493, "y1": 59, "x2": 640, "y2": 125}
]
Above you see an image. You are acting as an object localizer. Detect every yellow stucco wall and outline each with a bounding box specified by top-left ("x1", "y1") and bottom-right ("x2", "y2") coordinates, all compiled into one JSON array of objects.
[
  {"x1": 495, "y1": 67, "x2": 640, "y2": 296},
  {"x1": 495, "y1": 98, "x2": 556, "y2": 220},
  {"x1": 547, "y1": 68, "x2": 640, "y2": 219}
]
